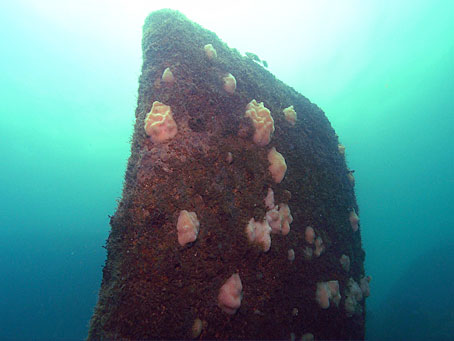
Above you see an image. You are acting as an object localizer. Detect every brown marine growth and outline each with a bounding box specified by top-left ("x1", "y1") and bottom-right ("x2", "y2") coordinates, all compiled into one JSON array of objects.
[{"x1": 88, "y1": 9, "x2": 367, "y2": 340}]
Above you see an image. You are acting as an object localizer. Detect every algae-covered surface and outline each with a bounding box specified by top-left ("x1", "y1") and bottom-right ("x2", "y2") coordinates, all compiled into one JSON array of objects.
[{"x1": 88, "y1": 9, "x2": 366, "y2": 340}]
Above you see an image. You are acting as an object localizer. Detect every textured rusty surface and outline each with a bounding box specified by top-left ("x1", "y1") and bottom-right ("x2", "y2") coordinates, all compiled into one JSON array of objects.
[{"x1": 88, "y1": 9, "x2": 365, "y2": 340}]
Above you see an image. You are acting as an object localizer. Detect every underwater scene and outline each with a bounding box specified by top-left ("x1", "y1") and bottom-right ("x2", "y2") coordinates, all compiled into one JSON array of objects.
[{"x1": 1, "y1": 0, "x2": 453, "y2": 340}]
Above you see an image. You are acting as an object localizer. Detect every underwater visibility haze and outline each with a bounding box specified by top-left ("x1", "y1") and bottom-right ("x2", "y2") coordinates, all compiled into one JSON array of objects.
[{"x1": 0, "y1": 0, "x2": 453, "y2": 339}]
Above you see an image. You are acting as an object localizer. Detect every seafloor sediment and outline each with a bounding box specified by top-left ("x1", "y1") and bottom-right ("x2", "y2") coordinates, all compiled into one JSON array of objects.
[{"x1": 88, "y1": 9, "x2": 367, "y2": 340}]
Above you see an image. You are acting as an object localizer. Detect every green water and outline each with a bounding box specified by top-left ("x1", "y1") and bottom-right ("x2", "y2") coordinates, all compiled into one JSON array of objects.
[{"x1": 1, "y1": 1, "x2": 453, "y2": 339}]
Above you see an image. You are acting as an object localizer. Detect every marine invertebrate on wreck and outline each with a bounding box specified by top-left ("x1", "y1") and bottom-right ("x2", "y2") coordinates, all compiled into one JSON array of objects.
[
  {"x1": 264, "y1": 187, "x2": 275, "y2": 210},
  {"x1": 161, "y1": 67, "x2": 175, "y2": 84},
  {"x1": 305, "y1": 226, "x2": 315, "y2": 244},
  {"x1": 278, "y1": 204, "x2": 292, "y2": 234},
  {"x1": 176, "y1": 210, "x2": 200, "y2": 246},
  {"x1": 204, "y1": 43, "x2": 217, "y2": 59},
  {"x1": 223, "y1": 73, "x2": 236, "y2": 94},
  {"x1": 344, "y1": 278, "x2": 363, "y2": 317},
  {"x1": 301, "y1": 333, "x2": 314, "y2": 341},
  {"x1": 262, "y1": 188, "x2": 292, "y2": 237},
  {"x1": 266, "y1": 204, "x2": 292, "y2": 235},
  {"x1": 347, "y1": 170, "x2": 355, "y2": 185},
  {"x1": 303, "y1": 246, "x2": 313, "y2": 260},
  {"x1": 267, "y1": 147, "x2": 287, "y2": 183},
  {"x1": 303, "y1": 227, "x2": 325, "y2": 257},
  {"x1": 226, "y1": 152, "x2": 233, "y2": 164},
  {"x1": 340, "y1": 254, "x2": 351, "y2": 272},
  {"x1": 218, "y1": 273, "x2": 243, "y2": 314},
  {"x1": 144, "y1": 101, "x2": 178, "y2": 143},
  {"x1": 245, "y1": 218, "x2": 272, "y2": 252},
  {"x1": 288, "y1": 249, "x2": 295, "y2": 261},
  {"x1": 360, "y1": 276, "x2": 371, "y2": 298},
  {"x1": 283, "y1": 105, "x2": 297, "y2": 125},
  {"x1": 245, "y1": 99, "x2": 275, "y2": 146},
  {"x1": 314, "y1": 236, "x2": 325, "y2": 257},
  {"x1": 338, "y1": 144, "x2": 346, "y2": 155},
  {"x1": 349, "y1": 209, "x2": 359, "y2": 232},
  {"x1": 191, "y1": 318, "x2": 203, "y2": 338},
  {"x1": 315, "y1": 280, "x2": 341, "y2": 309}
]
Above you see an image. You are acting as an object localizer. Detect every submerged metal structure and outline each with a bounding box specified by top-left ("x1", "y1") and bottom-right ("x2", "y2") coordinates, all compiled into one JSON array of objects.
[{"x1": 88, "y1": 9, "x2": 368, "y2": 340}]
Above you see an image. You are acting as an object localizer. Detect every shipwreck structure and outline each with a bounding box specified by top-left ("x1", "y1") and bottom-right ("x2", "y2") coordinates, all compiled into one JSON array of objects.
[{"x1": 88, "y1": 9, "x2": 369, "y2": 340}]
